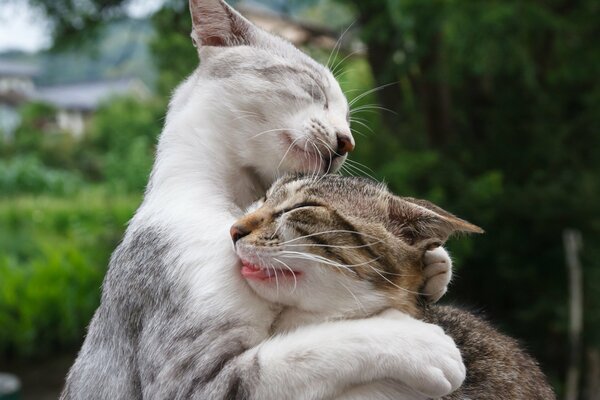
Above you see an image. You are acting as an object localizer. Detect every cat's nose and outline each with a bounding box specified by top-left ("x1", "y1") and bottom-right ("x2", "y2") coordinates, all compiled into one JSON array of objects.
[
  {"x1": 336, "y1": 133, "x2": 355, "y2": 155},
  {"x1": 230, "y1": 224, "x2": 251, "y2": 244}
]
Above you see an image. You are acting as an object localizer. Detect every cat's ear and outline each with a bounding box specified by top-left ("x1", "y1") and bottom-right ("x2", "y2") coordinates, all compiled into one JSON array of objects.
[
  {"x1": 189, "y1": 0, "x2": 258, "y2": 47},
  {"x1": 387, "y1": 195, "x2": 483, "y2": 248}
]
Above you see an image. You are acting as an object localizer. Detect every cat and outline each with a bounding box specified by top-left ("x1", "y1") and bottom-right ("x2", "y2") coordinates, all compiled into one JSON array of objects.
[
  {"x1": 61, "y1": 1, "x2": 464, "y2": 399},
  {"x1": 231, "y1": 173, "x2": 557, "y2": 400}
]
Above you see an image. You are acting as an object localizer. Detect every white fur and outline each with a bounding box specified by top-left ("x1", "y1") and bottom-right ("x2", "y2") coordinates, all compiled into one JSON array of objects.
[
  {"x1": 423, "y1": 247, "x2": 453, "y2": 303},
  {"x1": 127, "y1": 0, "x2": 460, "y2": 398},
  {"x1": 242, "y1": 310, "x2": 465, "y2": 400}
]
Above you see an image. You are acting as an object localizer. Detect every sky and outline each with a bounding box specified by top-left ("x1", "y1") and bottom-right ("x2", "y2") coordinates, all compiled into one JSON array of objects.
[
  {"x1": 0, "y1": 2, "x2": 49, "y2": 53},
  {"x1": 0, "y1": 0, "x2": 164, "y2": 53}
]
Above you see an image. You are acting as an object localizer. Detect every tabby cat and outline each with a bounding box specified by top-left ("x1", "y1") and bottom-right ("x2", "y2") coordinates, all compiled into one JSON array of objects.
[{"x1": 231, "y1": 174, "x2": 557, "y2": 400}]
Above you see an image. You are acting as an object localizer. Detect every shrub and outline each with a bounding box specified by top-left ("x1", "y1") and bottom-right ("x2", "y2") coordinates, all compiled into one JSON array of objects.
[
  {"x1": 0, "y1": 156, "x2": 82, "y2": 196},
  {"x1": 85, "y1": 96, "x2": 163, "y2": 191},
  {"x1": 0, "y1": 187, "x2": 140, "y2": 358}
]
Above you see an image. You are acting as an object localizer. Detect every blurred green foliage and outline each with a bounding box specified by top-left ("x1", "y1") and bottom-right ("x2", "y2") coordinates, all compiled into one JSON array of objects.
[
  {"x1": 0, "y1": 189, "x2": 139, "y2": 357},
  {"x1": 332, "y1": 1, "x2": 600, "y2": 393},
  {"x1": 0, "y1": 157, "x2": 82, "y2": 196},
  {"x1": 85, "y1": 97, "x2": 164, "y2": 191},
  {"x1": 0, "y1": 96, "x2": 160, "y2": 357},
  {"x1": 9, "y1": 0, "x2": 600, "y2": 396}
]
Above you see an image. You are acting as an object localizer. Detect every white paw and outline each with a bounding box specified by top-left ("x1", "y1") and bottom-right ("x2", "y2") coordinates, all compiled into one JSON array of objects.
[
  {"x1": 377, "y1": 317, "x2": 465, "y2": 397},
  {"x1": 422, "y1": 247, "x2": 452, "y2": 303}
]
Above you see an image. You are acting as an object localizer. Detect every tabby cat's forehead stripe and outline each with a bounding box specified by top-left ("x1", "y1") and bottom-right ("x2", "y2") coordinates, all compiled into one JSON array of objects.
[{"x1": 292, "y1": 226, "x2": 354, "y2": 275}]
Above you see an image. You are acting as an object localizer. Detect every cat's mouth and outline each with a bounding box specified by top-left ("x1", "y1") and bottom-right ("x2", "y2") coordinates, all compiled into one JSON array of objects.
[
  {"x1": 240, "y1": 259, "x2": 302, "y2": 282},
  {"x1": 281, "y1": 132, "x2": 338, "y2": 173}
]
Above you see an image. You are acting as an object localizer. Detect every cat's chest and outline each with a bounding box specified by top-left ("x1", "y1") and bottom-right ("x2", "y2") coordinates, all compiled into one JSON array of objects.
[{"x1": 271, "y1": 308, "x2": 333, "y2": 334}]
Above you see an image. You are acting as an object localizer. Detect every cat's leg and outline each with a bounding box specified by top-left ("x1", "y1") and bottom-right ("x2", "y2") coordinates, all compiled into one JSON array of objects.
[
  {"x1": 239, "y1": 311, "x2": 464, "y2": 400},
  {"x1": 332, "y1": 309, "x2": 463, "y2": 400},
  {"x1": 144, "y1": 310, "x2": 464, "y2": 400},
  {"x1": 422, "y1": 246, "x2": 453, "y2": 303}
]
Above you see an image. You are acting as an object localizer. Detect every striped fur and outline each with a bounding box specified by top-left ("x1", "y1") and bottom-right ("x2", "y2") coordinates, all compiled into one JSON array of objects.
[{"x1": 234, "y1": 175, "x2": 555, "y2": 399}]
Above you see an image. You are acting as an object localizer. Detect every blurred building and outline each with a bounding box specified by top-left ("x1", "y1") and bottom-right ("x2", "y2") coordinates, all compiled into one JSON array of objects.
[
  {"x1": 0, "y1": 59, "x2": 150, "y2": 139},
  {"x1": 0, "y1": 60, "x2": 38, "y2": 141},
  {"x1": 238, "y1": 1, "x2": 338, "y2": 50},
  {"x1": 32, "y1": 78, "x2": 150, "y2": 137},
  {"x1": 0, "y1": 2, "x2": 353, "y2": 141}
]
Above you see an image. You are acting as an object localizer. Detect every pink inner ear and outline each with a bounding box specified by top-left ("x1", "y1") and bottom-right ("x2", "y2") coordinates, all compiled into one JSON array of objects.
[{"x1": 189, "y1": 0, "x2": 254, "y2": 47}]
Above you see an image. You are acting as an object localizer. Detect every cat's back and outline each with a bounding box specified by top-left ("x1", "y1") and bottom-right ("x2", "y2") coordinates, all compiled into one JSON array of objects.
[{"x1": 423, "y1": 305, "x2": 556, "y2": 400}]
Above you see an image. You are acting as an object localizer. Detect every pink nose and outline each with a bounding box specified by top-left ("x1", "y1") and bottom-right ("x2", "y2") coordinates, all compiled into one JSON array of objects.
[
  {"x1": 336, "y1": 134, "x2": 354, "y2": 155},
  {"x1": 230, "y1": 224, "x2": 250, "y2": 243}
]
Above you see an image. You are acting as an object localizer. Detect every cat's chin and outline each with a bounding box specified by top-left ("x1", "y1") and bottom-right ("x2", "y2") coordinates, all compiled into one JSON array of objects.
[{"x1": 278, "y1": 132, "x2": 346, "y2": 175}]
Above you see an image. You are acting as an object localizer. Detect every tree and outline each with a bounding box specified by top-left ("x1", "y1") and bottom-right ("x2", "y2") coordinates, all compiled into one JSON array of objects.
[{"x1": 21, "y1": 0, "x2": 600, "y2": 396}]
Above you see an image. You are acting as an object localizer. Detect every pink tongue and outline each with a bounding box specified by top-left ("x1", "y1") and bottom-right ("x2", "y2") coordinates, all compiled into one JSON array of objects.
[
  {"x1": 241, "y1": 264, "x2": 272, "y2": 281},
  {"x1": 240, "y1": 261, "x2": 301, "y2": 281}
]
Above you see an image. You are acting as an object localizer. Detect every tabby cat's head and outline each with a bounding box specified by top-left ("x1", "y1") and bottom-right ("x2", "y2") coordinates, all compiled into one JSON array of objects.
[
  {"x1": 185, "y1": 0, "x2": 353, "y2": 179},
  {"x1": 231, "y1": 175, "x2": 482, "y2": 316}
]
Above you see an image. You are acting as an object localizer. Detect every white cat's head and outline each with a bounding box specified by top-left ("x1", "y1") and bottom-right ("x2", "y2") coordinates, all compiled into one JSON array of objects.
[{"x1": 180, "y1": 0, "x2": 353, "y2": 180}]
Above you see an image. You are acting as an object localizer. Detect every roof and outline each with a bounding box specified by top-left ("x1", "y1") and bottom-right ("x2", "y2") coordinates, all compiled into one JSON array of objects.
[
  {"x1": 0, "y1": 60, "x2": 39, "y2": 78},
  {"x1": 32, "y1": 78, "x2": 149, "y2": 111},
  {"x1": 237, "y1": 1, "x2": 339, "y2": 49}
]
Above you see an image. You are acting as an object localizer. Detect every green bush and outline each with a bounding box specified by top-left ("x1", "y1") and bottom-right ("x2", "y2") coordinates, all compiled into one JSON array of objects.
[
  {"x1": 9, "y1": 103, "x2": 59, "y2": 154},
  {"x1": 0, "y1": 156, "x2": 82, "y2": 196},
  {"x1": 85, "y1": 96, "x2": 163, "y2": 191},
  {"x1": 0, "y1": 187, "x2": 140, "y2": 358}
]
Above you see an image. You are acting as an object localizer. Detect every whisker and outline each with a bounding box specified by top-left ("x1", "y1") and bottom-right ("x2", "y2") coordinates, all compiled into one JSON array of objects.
[
  {"x1": 346, "y1": 158, "x2": 376, "y2": 174},
  {"x1": 339, "y1": 164, "x2": 354, "y2": 176},
  {"x1": 331, "y1": 50, "x2": 362, "y2": 77},
  {"x1": 349, "y1": 119, "x2": 374, "y2": 135},
  {"x1": 308, "y1": 140, "x2": 324, "y2": 178},
  {"x1": 278, "y1": 251, "x2": 357, "y2": 275},
  {"x1": 277, "y1": 229, "x2": 382, "y2": 245},
  {"x1": 280, "y1": 249, "x2": 366, "y2": 312},
  {"x1": 351, "y1": 104, "x2": 398, "y2": 115},
  {"x1": 348, "y1": 82, "x2": 397, "y2": 107},
  {"x1": 277, "y1": 135, "x2": 304, "y2": 172},
  {"x1": 326, "y1": 20, "x2": 356, "y2": 70},
  {"x1": 273, "y1": 258, "x2": 297, "y2": 293},
  {"x1": 350, "y1": 127, "x2": 367, "y2": 138},
  {"x1": 341, "y1": 161, "x2": 377, "y2": 181},
  {"x1": 282, "y1": 241, "x2": 383, "y2": 249},
  {"x1": 337, "y1": 279, "x2": 367, "y2": 314},
  {"x1": 274, "y1": 247, "x2": 416, "y2": 278},
  {"x1": 343, "y1": 160, "x2": 378, "y2": 181},
  {"x1": 312, "y1": 137, "x2": 335, "y2": 183},
  {"x1": 334, "y1": 68, "x2": 355, "y2": 81},
  {"x1": 363, "y1": 263, "x2": 425, "y2": 295},
  {"x1": 280, "y1": 250, "x2": 381, "y2": 270},
  {"x1": 251, "y1": 127, "x2": 301, "y2": 140}
]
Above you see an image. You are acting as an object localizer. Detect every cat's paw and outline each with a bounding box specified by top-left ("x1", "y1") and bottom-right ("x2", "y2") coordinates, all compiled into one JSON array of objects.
[
  {"x1": 376, "y1": 316, "x2": 465, "y2": 397},
  {"x1": 422, "y1": 247, "x2": 452, "y2": 303}
]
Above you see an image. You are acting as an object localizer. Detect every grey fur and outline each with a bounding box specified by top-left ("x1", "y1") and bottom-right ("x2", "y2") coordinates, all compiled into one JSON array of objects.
[
  {"x1": 204, "y1": 52, "x2": 328, "y2": 104},
  {"x1": 61, "y1": 226, "x2": 261, "y2": 399},
  {"x1": 425, "y1": 306, "x2": 556, "y2": 400}
]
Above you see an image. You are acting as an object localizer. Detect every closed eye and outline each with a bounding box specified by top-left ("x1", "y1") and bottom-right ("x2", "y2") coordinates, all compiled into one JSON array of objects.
[
  {"x1": 301, "y1": 81, "x2": 327, "y2": 104},
  {"x1": 273, "y1": 202, "x2": 324, "y2": 217}
]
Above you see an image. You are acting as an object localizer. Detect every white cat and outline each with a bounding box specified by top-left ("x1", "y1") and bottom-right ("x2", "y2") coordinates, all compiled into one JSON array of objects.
[{"x1": 61, "y1": 1, "x2": 461, "y2": 399}]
